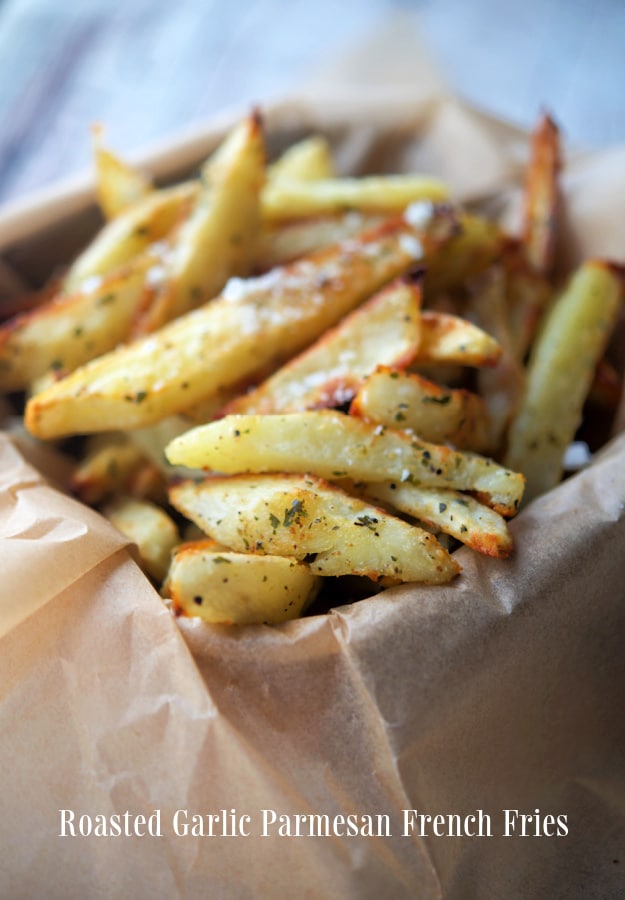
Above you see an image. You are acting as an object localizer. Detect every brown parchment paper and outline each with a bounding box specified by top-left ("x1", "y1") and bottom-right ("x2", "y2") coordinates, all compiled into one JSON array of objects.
[{"x1": 1, "y1": 22, "x2": 625, "y2": 900}]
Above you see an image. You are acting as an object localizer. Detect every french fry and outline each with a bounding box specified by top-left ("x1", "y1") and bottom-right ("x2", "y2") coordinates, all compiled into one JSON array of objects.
[
  {"x1": 268, "y1": 135, "x2": 335, "y2": 182},
  {"x1": 102, "y1": 495, "x2": 179, "y2": 583},
  {"x1": 164, "y1": 539, "x2": 321, "y2": 624},
  {"x1": 0, "y1": 255, "x2": 157, "y2": 391},
  {"x1": 222, "y1": 276, "x2": 422, "y2": 415},
  {"x1": 258, "y1": 212, "x2": 384, "y2": 269},
  {"x1": 169, "y1": 474, "x2": 460, "y2": 583},
  {"x1": 70, "y1": 437, "x2": 161, "y2": 505},
  {"x1": 353, "y1": 481, "x2": 513, "y2": 558},
  {"x1": 504, "y1": 249, "x2": 552, "y2": 361},
  {"x1": 349, "y1": 367, "x2": 493, "y2": 452},
  {"x1": 136, "y1": 113, "x2": 266, "y2": 332},
  {"x1": 505, "y1": 260, "x2": 623, "y2": 501},
  {"x1": 25, "y1": 206, "x2": 459, "y2": 439},
  {"x1": 469, "y1": 266, "x2": 525, "y2": 449},
  {"x1": 64, "y1": 182, "x2": 197, "y2": 292},
  {"x1": 522, "y1": 113, "x2": 561, "y2": 276},
  {"x1": 261, "y1": 177, "x2": 448, "y2": 220},
  {"x1": 166, "y1": 410, "x2": 525, "y2": 516},
  {"x1": 424, "y1": 213, "x2": 503, "y2": 296},
  {"x1": 92, "y1": 126, "x2": 153, "y2": 220},
  {"x1": 413, "y1": 311, "x2": 503, "y2": 367}
]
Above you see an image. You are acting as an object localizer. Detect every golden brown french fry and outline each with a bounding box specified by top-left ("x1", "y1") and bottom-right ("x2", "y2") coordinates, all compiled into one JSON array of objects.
[
  {"x1": 424, "y1": 213, "x2": 503, "y2": 295},
  {"x1": 136, "y1": 113, "x2": 266, "y2": 332},
  {"x1": 0, "y1": 255, "x2": 157, "y2": 391},
  {"x1": 469, "y1": 266, "x2": 525, "y2": 449},
  {"x1": 258, "y1": 212, "x2": 384, "y2": 269},
  {"x1": 268, "y1": 135, "x2": 335, "y2": 182},
  {"x1": 70, "y1": 437, "x2": 158, "y2": 505},
  {"x1": 353, "y1": 481, "x2": 513, "y2": 558},
  {"x1": 25, "y1": 206, "x2": 458, "y2": 439},
  {"x1": 64, "y1": 182, "x2": 197, "y2": 293},
  {"x1": 414, "y1": 311, "x2": 502, "y2": 367},
  {"x1": 164, "y1": 539, "x2": 321, "y2": 624},
  {"x1": 522, "y1": 113, "x2": 561, "y2": 276},
  {"x1": 166, "y1": 410, "x2": 525, "y2": 516},
  {"x1": 92, "y1": 125, "x2": 153, "y2": 219},
  {"x1": 169, "y1": 473, "x2": 460, "y2": 583},
  {"x1": 261, "y1": 177, "x2": 448, "y2": 220},
  {"x1": 504, "y1": 248, "x2": 552, "y2": 360},
  {"x1": 222, "y1": 276, "x2": 422, "y2": 415},
  {"x1": 505, "y1": 260, "x2": 623, "y2": 501},
  {"x1": 349, "y1": 366, "x2": 493, "y2": 452},
  {"x1": 103, "y1": 495, "x2": 179, "y2": 583}
]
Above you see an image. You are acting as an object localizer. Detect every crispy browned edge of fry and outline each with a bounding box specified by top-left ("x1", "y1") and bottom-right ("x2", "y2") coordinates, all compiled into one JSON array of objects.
[
  {"x1": 217, "y1": 270, "x2": 424, "y2": 417},
  {"x1": 522, "y1": 112, "x2": 561, "y2": 276}
]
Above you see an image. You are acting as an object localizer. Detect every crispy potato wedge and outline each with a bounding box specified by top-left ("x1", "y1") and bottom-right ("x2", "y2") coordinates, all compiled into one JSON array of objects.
[
  {"x1": 504, "y1": 250, "x2": 552, "y2": 361},
  {"x1": 413, "y1": 311, "x2": 502, "y2": 367},
  {"x1": 164, "y1": 539, "x2": 321, "y2": 624},
  {"x1": 136, "y1": 113, "x2": 266, "y2": 332},
  {"x1": 268, "y1": 135, "x2": 335, "y2": 182},
  {"x1": 505, "y1": 260, "x2": 623, "y2": 501},
  {"x1": 103, "y1": 495, "x2": 179, "y2": 582},
  {"x1": 0, "y1": 256, "x2": 157, "y2": 391},
  {"x1": 470, "y1": 266, "x2": 525, "y2": 449},
  {"x1": 64, "y1": 182, "x2": 197, "y2": 293},
  {"x1": 70, "y1": 437, "x2": 162, "y2": 505},
  {"x1": 166, "y1": 410, "x2": 525, "y2": 516},
  {"x1": 223, "y1": 276, "x2": 422, "y2": 415},
  {"x1": 424, "y1": 213, "x2": 503, "y2": 296},
  {"x1": 522, "y1": 113, "x2": 561, "y2": 276},
  {"x1": 354, "y1": 481, "x2": 513, "y2": 558},
  {"x1": 25, "y1": 206, "x2": 458, "y2": 439},
  {"x1": 350, "y1": 366, "x2": 493, "y2": 452},
  {"x1": 170, "y1": 473, "x2": 460, "y2": 583},
  {"x1": 92, "y1": 126, "x2": 153, "y2": 220},
  {"x1": 261, "y1": 177, "x2": 448, "y2": 220},
  {"x1": 258, "y1": 211, "x2": 384, "y2": 269}
]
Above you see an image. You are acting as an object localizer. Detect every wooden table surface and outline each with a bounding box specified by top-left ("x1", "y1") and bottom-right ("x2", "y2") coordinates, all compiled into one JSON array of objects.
[{"x1": 0, "y1": 0, "x2": 623, "y2": 205}]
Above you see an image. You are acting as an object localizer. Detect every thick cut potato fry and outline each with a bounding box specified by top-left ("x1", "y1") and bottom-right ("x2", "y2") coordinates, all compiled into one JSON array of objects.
[
  {"x1": 25, "y1": 206, "x2": 458, "y2": 439},
  {"x1": 92, "y1": 127, "x2": 153, "y2": 220},
  {"x1": 350, "y1": 367, "x2": 493, "y2": 452},
  {"x1": 64, "y1": 182, "x2": 197, "y2": 293},
  {"x1": 258, "y1": 212, "x2": 384, "y2": 269},
  {"x1": 413, "y1": 311, "x2": 502, "y2": 367},
  {"x1": 103, "y1": 495, "x2": 179, "y2": 583},
  {"x1": 504, "y1": 250, "x2": 552, "y2": 361},
  {"x1": 268, "y1": 136, "x2": 335, "y2": 182},
  {"x1": 164, "y1": 540, "x2": 320, "y2": 624},
  {"x1": 223, "y1": 277, "x2": 422, "y2": 415},
  {"x1": 470, "y1": 266, "x2": 525, "y2": 449},
  {"x1": 166, "y1": 410, "x2": 524, "y2": 516},
  {"x1": 505, "y1": 260, "x2": 623, "y2": 502},
  {"x1": 522, "y1": 113, "x2": 561, "y2": 276},
  {"x1": 137, "y1": 113, "x2": 266, "y2": 332},
  {"x1": 70, "y1": 437, "x2": 164, "y2": 505},
  {"x1": 0, "y1": 256, "x2": 157, "y2": 391},
  {"x1": 170, "y1": 474, "x2": 460, "y2": 583},
  {"x1": 355, "y1": 481, "x2": 513, "y2": 558},
  {"x1": 261, "y1": 177, "x2": 448, "y2": 220},
  {"x1": 424, "y1": 214, "x2": 503, "y2": 295}
]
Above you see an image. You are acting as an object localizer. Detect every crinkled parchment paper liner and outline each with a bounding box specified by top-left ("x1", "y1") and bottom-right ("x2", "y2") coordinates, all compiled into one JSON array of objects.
[{"x1": 1, "y1": 21, "x2": 625, "y2": 899}]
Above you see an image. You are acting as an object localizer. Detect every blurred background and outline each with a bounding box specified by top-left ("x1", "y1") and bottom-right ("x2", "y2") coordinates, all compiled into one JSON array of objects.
[{"x1": 0, "y1": 0, "x2": 624, "y2": 205}]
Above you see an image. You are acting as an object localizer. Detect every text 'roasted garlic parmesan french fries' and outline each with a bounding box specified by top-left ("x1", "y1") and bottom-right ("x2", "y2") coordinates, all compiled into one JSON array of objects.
[{"x1": 1, "y1": 108, "x2": 620, "y2": 625}]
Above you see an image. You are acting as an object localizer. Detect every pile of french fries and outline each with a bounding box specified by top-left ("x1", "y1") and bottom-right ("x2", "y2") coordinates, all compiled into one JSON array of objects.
[{"x1": 2, "y1": 110, "x2": 622, "y2": 625}]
